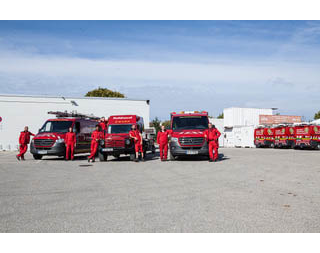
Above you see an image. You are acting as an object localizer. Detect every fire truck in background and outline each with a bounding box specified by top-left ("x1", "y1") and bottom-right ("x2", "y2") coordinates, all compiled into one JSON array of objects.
[
  {"x1": 169, "y1": 111, "x2": 209, "y2": 160},
  {"x1": 293, "y1": 123, "x2": 320, "y2": 149},
  {"x1": 30, "y1": 111, "x2": 99, "y2": 159},
  {"x1": 98, "y1": 115, "x2": 155, "y2": 161},
  {"x1": 273, "y1": 124, "x2": 295, "y2": 148},
  {"x1": 254, "y1": 126, "x2": 275, "y2": 148}
]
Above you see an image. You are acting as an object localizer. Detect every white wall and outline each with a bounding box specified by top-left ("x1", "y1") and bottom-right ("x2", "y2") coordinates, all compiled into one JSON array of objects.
[
  {"x1": 0, "y1": 94, "x2": 150, "y2": 150},
  {"x1": 224, "y1": 107, "x2": 273, "y2": 127}
]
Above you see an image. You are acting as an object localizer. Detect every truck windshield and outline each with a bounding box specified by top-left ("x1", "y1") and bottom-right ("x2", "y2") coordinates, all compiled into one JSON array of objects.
[
  {"x1": 39, "y1": 121, "x2": 73, "y2": 133},
  {"x1": 108, "y1": 124, "x2": 132, "y2": 134},
  {"x1": 172, "y1": 116, "x2": 208, "y2": 130}
]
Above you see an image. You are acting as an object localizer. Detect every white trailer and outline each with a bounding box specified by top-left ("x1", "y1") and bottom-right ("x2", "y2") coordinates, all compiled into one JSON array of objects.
[{"x1": 0, "y1": 94, "x2": 150, "y2": 151}]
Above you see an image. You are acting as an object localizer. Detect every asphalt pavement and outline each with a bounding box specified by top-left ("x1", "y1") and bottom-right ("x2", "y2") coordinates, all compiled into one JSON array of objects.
[{"x1": 0, "y1": 148, "x2": 319, "y2": 232}]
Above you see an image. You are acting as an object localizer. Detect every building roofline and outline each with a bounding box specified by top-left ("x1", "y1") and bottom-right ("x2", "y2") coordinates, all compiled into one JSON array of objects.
[{"x1": 0, "y1": 93, "x2": 149, "y2": 102}]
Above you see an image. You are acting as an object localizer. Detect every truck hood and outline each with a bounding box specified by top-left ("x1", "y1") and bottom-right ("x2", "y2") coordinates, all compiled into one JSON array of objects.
[{"x1": 171, "y1": 129, "x2": 205, "y2": 138}]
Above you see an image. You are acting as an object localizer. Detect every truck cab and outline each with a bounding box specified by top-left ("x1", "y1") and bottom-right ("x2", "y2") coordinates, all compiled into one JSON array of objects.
[
  {"x1": 30, "y1": 112, "x2": 98, "y2": 159},
  {"x1": 169, "y1": 111, "x2": 209, "y2": 160},
  {"x1": 98, "y1": 115, "x2": 155, "y2": 161}
]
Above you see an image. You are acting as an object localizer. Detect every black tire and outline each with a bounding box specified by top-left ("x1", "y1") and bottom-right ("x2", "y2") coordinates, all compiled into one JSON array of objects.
[
  {"x1": 98, "y1": 152, "x2": 107, "y2": 162},
  {"x1": 114, "y1": 154, "x2": 120, "y2": 159},
  {"x1": 143, "y1": 150, "x2": 147, "y2": 158},
  {"x1": 33, "y1": 154, "x2": 43, "y2": 160},
  {"x1": 169, "y1": 152, "x2": 176, "y2": 161},
  {"x1": 130, "y1": 153, "x2": 136, "y2": 161},
  {"x1": 152, "y1": 145, "x2": 156, "y2": 154}
]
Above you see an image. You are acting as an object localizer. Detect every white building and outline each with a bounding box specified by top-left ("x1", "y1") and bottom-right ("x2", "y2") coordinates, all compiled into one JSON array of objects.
[
  {"x1": 0, "y1": 94, "x2": 150, "y2": 151},
  {"x1": 223, "y1": 107, "x2": 273, "y2": 148}
]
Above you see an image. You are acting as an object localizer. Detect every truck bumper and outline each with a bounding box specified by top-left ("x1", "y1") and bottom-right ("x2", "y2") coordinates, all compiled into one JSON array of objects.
[
  {"x1": 169, "y1": 141, "x2": 209, "y2": 156},
  {"x1": 30, "y1": 142, "x2": 66, "y2": 156}
]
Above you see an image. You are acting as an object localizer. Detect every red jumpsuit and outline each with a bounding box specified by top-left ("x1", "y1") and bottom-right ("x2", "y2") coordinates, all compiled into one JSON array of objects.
[
  {"x1": 129, "y1": 130, "x2": 143, "y2": 153},
  {"x1": 65, "y1": 132, "x2": 76, "y2": 160},
  {"x1": 204, "y1": 128, "x2": 221, "y2": 161},
  {"x1": 88, "y1": 130, "x2": 103, "y2": 160},
  {"x1": 157, "y1": 130, "x2": 170, "y2": 160},
  {"x1": 99, "y1": 121, "x2": 107, "y2": 131},
  {"x1": 17, "y1": 131, "x2": 35, "y2": 159}
]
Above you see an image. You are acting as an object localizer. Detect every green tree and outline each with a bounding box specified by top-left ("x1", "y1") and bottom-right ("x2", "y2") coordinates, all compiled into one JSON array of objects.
[
  {"x1": 314, "y1": 110, "x2": 320, "y2": 120},
  {"x1": 150, "y1": 117, "x2": 161, "y2": 134},
  {"x1": 217, "y1": 113, "x2": 224, "y2": 119},
  {"x1": 85, "y1": 87, "x2": 125, "y2": 98},
  {"x1": 162, "y1": 120, "x2": 171, "y2": 129}
]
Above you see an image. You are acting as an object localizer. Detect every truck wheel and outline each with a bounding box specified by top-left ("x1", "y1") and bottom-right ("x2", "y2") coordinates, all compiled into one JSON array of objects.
[
  {"x1": 143, "y1": 150, "x2": 147, "y2": 158},
  {"x1": 33, "y1": 154, "x2": 43, "y2": 160},
  {"x1": 99, "y1": 152, "x2": 107, "y2": 162},
  {"x1": 317, "y1": 143, "x2": 320, "y2": 150},
  {"x1": 152, "y1": 145, "x2": 156, "y2": 154},
  {"x1": 130, "y1": 153, "x2": 136, "y2": 161},
  {"x1": 114, "y1": 154, "x2": 120, "y2": 159},
  {"x1": 169, "y1": 152, "x2": 176, "y2": 161}
]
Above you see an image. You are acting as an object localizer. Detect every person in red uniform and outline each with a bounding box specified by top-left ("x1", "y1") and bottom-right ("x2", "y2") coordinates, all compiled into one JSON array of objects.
[
  {"x1": 65, "y1": 127, "x2": 76, "y2": 160},
  {"x1": 99, "y1": 117, "x2": 107, "y2": 132},
  {"x1": 204, "y1": 123, "x2": 221, "y2": 162},
  {"x1": 157, "y1": 125, "x2": 171, "y2": 161},
  {"x1": 16, "y1": 126, "x2": 35, "y2": 161},
  {"x1": 129, "y1": 124, "x2": 144, "y2": 162},
  {"x1": 88, "y1": 125, "x2": 103, "y2": 163}
]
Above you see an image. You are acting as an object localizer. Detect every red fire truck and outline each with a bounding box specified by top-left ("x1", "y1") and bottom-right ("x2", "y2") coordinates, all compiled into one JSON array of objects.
[
  {"x1": 169, "y1": 111, "x2": 209, "y2": 160},
  {"x1": 98, "y1": 115, "x2": 155, "y2": 161},
  {"x1": 30, "y1": 111, "x2": 99, "y2": 159},
  {"x1": 294, "y1": 124, "x2": 320, "y2": 149},
  {"x1": 273, "y1": 124, "x2": 295, "y2": 148},
  {"x1": 254, "y1": 126, "x2": 275, "y2": 148}
]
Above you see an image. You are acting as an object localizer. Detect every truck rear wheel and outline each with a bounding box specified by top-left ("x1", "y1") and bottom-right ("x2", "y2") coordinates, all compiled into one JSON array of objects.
[
  {"x1": 99, "y1": 152, "x2": 107, "y2": 162},
  {"x1": 33, "y1": 154, "x2": 43, "y2": 160}
]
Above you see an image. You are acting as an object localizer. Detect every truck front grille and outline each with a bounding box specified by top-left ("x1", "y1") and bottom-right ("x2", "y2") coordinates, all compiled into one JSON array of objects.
[
  {"x1": 106, "y1": 139, "x2": 125, "y2": 147},
  {"x1": 179, "y1": 137, "x2": 204, "y2": 146},
  {"x1": 34, "y1": 139, "x2": 55, "y2": 147}
]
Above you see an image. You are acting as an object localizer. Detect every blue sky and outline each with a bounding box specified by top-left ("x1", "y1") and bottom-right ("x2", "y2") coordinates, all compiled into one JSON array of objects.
[{"x1": 0, "y1": 20, "x2": 320, "y2": 120}]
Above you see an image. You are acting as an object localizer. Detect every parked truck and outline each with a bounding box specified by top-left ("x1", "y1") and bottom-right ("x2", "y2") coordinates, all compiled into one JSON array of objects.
[
  {"x1": 254, "y1": 126, "x2": 275, "y2": 148},
  {"x1": 30, "y1": 111, "x2": 98, "y2": 159},
  {"x1": 294, "y1": 123, "x2": 320, "y2": 149},
  {"x1": 169, "y1": 111, "x2": 209, "y2": 160},
  {"x1": 274, "y1": 124, "x2": 295, "y2": 148},
  {"x1": 98, "y1": 115, "x2": 155, "y2": 161}
]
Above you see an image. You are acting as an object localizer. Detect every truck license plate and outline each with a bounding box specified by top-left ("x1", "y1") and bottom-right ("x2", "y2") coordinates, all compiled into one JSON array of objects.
[
  {"x1": 102, "y1": 148, "x2": 113, "y2": 152},
  {"x1": 38, "y1": 150, "x2": 47, "y2": 155},
  {"x1": 186, "y1": 150, "x2": 198, "y2": 155}
]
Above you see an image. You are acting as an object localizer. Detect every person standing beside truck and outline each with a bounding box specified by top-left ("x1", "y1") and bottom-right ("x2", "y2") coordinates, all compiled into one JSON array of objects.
[
  {"x1": 129, "y1": 124, "x2": 144, "y2": 162},
  {"x1": 204, "y1": 123, "x2": 221, "y2": 162},
  {"x1": 157, "y1": 125, "x2": 170, "y2": 161},
  {"x1": 65, "y1": 127, "x2": 76, "y2": 161},
  {"x1": 88, "y1": 125, "x2": 103, "y2": 163},
  {"x1": 99, "y1": 117, "x2": 107, "y2": 131},
  {"x1": 16, "y1": 126, "x2": 35, "y2": 161}
]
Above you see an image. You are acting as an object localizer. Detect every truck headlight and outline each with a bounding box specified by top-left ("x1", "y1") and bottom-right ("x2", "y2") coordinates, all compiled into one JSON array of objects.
[
  {"x1": 125, "y1": 139, "x2": 131, "y2": 145},
  {"x1": 56, "y1": 139, "x2": 65, "y2": 144},
  {"x1": 171, "y1": 137, "x2": 178, "y2": 142}
]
